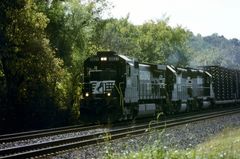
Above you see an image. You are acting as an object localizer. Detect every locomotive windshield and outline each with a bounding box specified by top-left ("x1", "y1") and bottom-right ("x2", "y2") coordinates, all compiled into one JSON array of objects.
[{"x1": 90, "y1": 69, "x2": 117, "y2": 81}]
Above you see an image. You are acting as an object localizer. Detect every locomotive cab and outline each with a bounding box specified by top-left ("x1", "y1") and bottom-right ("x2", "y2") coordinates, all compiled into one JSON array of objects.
[{"x1": 80, "y1": 51, "x2": 128, "y2": 122}]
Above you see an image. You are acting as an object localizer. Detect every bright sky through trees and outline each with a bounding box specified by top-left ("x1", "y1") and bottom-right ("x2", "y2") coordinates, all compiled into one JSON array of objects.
[{"x1": 106, "y1": 0, "x2": 240, "y2": 39}]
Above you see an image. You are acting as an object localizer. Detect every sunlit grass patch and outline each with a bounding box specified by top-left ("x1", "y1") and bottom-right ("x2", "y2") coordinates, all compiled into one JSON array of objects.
[
  {"x1": 195, "y1": 127, "x2": 240, "y2": 158},
  {"x1": 104, "y1": 146, "x2": 197, "y2": 159},
  {"x1": 103, "y1": 127, "x2": 240, "y2": 159}
]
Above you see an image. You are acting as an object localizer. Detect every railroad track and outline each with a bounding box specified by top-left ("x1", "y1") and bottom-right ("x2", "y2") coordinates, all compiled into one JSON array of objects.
[
  {"x1": 0, "y1": 124, "x2": 103, "y2": 144},
  {"x1": 1, "y1": 107, "x2": 240, "y2": 159}
]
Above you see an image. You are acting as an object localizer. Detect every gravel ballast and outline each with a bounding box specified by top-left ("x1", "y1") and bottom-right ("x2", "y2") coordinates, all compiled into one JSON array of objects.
[
  {"x1": 0, "y1": 128, "x2": 109, "y2": 150},
  {"x1": 50, "y1": 113, "x2": 240, "y2": 159}
]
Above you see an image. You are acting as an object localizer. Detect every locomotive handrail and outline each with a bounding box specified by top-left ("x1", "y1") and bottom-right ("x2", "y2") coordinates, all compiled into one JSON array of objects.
[
  {"x1": 119, "y1": 82, "x2": 124, "y2": 109},
  {"x1": 114, "y1": 82, "x2": 124, "y2": 112}
]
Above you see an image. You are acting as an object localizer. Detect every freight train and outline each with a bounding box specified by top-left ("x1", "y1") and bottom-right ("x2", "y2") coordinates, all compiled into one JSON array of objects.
[{"x1": 80, "y1": 51, "x2": 240, "y2": 122}]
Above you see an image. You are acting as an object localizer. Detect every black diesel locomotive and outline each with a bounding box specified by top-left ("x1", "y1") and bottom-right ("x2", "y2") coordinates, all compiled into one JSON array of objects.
[{"x1": 80, "y1": 51, "x2": 240, "y2": 121}]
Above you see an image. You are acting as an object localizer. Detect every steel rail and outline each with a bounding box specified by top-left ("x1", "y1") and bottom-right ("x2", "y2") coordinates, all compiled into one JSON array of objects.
[{"x1": 0, "y1": 124, "x2": 102, "y2": 144}]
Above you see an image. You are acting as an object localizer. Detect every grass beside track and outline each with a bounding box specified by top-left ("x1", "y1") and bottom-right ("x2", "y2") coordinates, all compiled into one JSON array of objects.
[{"x1": 104, "y1": 127, "x2": 240, "y2": 159}]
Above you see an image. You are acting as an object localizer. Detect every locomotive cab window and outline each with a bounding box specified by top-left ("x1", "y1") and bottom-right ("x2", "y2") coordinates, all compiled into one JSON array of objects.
[
  {"x1": 126, "y1": 64, "x2": 131, "y2": 77},
  {"x1": 197, "y1": 77, "x2": 203, "y2": 85},
  {"x1": 205, "y1": 77, "x2": 210, "y2": 84},
  {"x1": 89, "y1": 69, "x2": 117, "y2": 81}
]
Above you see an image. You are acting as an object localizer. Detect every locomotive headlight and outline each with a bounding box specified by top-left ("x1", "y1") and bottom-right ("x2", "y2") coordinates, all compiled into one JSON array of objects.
[
  {"x1": 107, "y1": 92, "x2": 111, "y2": 97},
  {"x1": 85, "y1": 92, "x2": 89, "y2": 97},
  {"x1": 100, "y1": 57, "x2": 107, "y2": 61}
]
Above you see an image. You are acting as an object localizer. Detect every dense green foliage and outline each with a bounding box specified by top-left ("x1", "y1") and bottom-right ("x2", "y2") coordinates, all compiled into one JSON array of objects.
[
  {"x1": 0, "y1": 0, "x2": 240, "y2": 133},
  {"x1": 98, "y1": 17, "x2": 190, "y2": 66},
  {"x1": 0, "y1": 0, "x2": 69, "y2": 132},
  {"x1": 0, "y1": 0, "x2": 109, "y2": 133},
  {"x1": 188, "y1": 33, "x2": 240, "y2": 68}
]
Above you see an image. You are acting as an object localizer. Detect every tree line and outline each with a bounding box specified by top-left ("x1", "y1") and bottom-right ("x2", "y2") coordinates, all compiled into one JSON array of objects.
[{"x1": 0, "y1": 0, "x2": 239, "y2": 133}]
